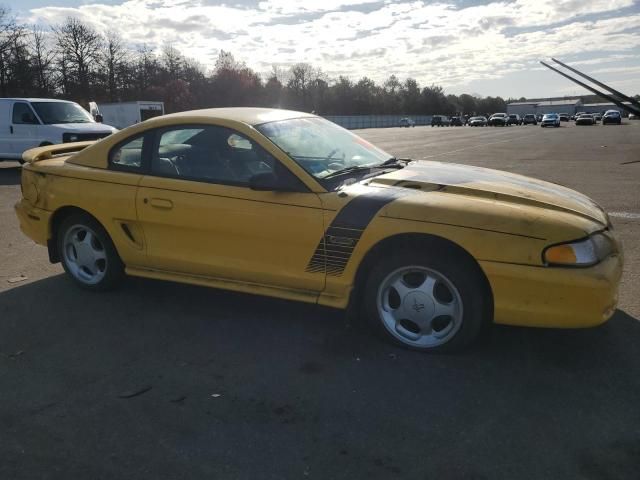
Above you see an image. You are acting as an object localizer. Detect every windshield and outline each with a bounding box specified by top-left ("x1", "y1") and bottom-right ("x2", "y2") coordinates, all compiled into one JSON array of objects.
[
  {"x1": 256, "y1": 117, "x2": 391, "y2": 180},
  {"x1": 31, "y1": 102, "x2": 94, "y2": 124}
]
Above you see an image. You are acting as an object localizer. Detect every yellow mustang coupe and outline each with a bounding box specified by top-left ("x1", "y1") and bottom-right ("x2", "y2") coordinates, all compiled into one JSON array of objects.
[{"x1": 15, "y1": 108, "x2": 622, "y2": 351}]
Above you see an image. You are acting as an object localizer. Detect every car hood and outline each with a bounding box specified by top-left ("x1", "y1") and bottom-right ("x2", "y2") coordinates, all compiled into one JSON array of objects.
[
  {"x1": 370, "y1": 161, "x2": 608, "y2": 227},
  {"x1": 50, "y1": 122, "x2": 117, "y2": 133}
]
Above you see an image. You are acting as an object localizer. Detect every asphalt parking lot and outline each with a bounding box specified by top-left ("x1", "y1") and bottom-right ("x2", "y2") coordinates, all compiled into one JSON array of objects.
[{"x1": 1, "y1": 121, "x2": 639, "y2": 479}]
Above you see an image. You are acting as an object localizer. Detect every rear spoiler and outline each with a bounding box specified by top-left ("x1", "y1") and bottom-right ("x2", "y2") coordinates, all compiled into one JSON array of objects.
[{"x1": 22, "y1": 141, "x2": 95, "y2": 163}]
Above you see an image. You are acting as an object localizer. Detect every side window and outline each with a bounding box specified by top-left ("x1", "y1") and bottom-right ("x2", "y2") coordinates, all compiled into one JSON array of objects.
[
  {"x1": 12, "y1": 103, "x2": 39, "y2": 125},
  {"x1": 151, "y1": 125, "x2": 278, "y2": 186},
  {"x1": 109, "y1": 135, "x2": 144, "y2": 169}
]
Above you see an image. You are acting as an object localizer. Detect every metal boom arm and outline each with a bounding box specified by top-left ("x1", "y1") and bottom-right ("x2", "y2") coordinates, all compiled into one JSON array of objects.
[
  {"x1": 551, "y1": 58, "x2": 640, "y2": 110},
  {"x1": 540, "y1": 61, "x2": 640, "y2": 116}
]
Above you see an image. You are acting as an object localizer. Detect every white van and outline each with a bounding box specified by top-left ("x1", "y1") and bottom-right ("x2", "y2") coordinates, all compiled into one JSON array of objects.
[{"x1": 0, "y1": 98, "x2": 117, "y2": 163}]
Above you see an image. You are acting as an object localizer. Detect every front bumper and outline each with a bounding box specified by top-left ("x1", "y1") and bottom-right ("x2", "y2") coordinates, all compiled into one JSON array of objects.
[
  {"x1": 14, "y1": 199, "x2": 52, "y2": 246},
  {"x1": 480, "y1": 254, "x2": 623, "y2": 328}
]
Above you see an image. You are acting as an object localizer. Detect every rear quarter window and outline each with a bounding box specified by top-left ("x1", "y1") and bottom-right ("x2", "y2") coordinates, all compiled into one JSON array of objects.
[{"x1": 110, "y1": 136, "x2": 145, "y2": 170}]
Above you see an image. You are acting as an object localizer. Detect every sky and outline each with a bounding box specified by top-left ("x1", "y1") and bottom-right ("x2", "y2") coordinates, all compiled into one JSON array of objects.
[{"x1": 11, "y1": 0, "x2": 640, "y2": 98}]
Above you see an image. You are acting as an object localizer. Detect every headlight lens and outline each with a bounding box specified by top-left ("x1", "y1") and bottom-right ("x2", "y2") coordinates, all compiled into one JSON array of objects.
[{"x1": 544, "y1": 233, "x2": 614, "y2": 267}]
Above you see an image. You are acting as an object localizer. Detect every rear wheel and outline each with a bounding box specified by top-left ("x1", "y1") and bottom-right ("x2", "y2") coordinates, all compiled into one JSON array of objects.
[
  {"x1": 362, "y1": 249, "x2": 489, "y2": 352},
  {"x1": 57, "y1": 213, "x2": 124, "y2": 291}
]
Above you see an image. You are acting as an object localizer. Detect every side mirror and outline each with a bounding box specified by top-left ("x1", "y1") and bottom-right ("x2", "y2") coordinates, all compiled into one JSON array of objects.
[
  {"x1": 95, "y1": 114, "x2": 104, "y2": 123},
  {"x1": 249, "y1": 172, "x2": 280, "y2": 191}
]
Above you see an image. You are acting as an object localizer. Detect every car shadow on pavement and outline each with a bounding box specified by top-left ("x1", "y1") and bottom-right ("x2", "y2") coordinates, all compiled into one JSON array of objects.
[
  {"x1": 0, "y1": 164, "x2": 21, "y2": 186},
  {"x1": 1, "y1": 275, "x2": 640, "y2": 480}
]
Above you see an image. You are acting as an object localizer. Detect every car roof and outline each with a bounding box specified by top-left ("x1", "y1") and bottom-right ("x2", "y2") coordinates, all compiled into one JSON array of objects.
[
  {"x1": 0, "y1": 98, "x2": 76, "y2": 103},
  {"x1": 157, "y1": 107, "x2": 315, "y2": 126}
]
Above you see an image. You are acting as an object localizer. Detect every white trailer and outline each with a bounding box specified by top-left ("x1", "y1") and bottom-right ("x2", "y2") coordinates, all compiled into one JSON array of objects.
[{"x1": 90, "y1": 101, "x2": 164, "y2": 129}]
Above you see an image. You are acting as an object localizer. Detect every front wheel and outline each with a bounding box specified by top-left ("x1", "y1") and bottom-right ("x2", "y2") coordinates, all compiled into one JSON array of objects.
[
  {"x1": 57, "y1": 213, "x2": 124, "y2": 291},
  {"x1": 362, "y1": 250, "x2": 489, "y2": 352}
]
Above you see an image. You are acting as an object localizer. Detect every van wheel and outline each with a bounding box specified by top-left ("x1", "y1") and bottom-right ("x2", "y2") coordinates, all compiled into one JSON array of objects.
[
  {"x1": 57, "y1": 213, "x2": 124, "y2": 291},
  {"x1": 362, "y1": 250, "x2": 488, "y2": 352}
]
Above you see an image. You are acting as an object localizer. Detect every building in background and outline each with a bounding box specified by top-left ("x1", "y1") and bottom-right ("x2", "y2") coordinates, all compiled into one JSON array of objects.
[
  {"x1": 582, "y1": 102, "x2": 632, "y2": 116},
  {"x1": 504, "y1": 101, "x2": 538, "y2": 117},
  {"x1": 507, "y1": 98, "x2": 583, "y2": 116}
]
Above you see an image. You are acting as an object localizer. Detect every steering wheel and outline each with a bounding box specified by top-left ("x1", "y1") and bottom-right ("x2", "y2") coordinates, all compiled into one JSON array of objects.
[{"x1": 167, "y1": 154, "x2": 184, "y2": 175}]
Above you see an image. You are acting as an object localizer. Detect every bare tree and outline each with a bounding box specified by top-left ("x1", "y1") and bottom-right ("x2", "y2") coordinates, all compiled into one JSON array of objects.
[
  {"x1": 29, "y1": 25, "x2": 55, "y2": 95},
  {"x1": 134, "y1": 44, "x2": 158, "y2": 94},
  {"x1": 0, "y1": 6, "x2": 21, "y2": 96},
  {"x1": 101, "y1": 31, "x2": 127, "y2": 101},
  {"x1": 287, "y1": 63, "x2": 319, "y2": 111},
  {"x1": 53, "y1": 17, "x2": 102, "y2": 100},
  {"x1": 162, "y1": 42, "x2": 182, "y2": 79}
]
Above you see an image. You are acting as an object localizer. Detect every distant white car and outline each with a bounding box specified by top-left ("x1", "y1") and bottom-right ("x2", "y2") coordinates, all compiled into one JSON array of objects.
[
  {"x1": 541, "y1": 113, "x2": 561, "y2": 128},
  {"x1": 0, "y1": 98, "x2": 117, "y2": 163},
  {"x1": 468, "y1": 116, "x2": 488, "y2": 126},
  {"x1": 575, "y1": 114, "x2": 596, "y2": 126}
]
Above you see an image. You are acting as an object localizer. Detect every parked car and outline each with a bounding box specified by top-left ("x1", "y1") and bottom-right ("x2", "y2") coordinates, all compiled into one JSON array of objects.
[
  {"x1": 507, "y1": 114, "x2": 522, "y2": 126},
  {"x1": 14, "y1": 108, "x2": 623, "y2": 352},
  {"x1": 559, "y1": 114, "x2": 570, "y2": 122},
  {"x1": 575, "y1": 114, "x2": 596, "y2": 125},
  {"x1": 602, "y1": 110, "x2": 622, "y2": 125},
  {"x1": 574, "y1": 112, "x2": 586, "y2": 121},
  {"x1": 629, "y1": 113, "x2": 638, "y2": 120},
  {"x1": 540, "y1": 113, "x2": 561, "y2": 127},
  {"x1": 431, "y1": 115, "x2": 450, "y2": 127},
  {"x1": 593, "y1": 113, "x2": 602, "y2": 122},
  {"x1": 468, "y1": 116, "x2": 488, "y2": 126},
  {"x1": 522, "y1": 114, "x2": 537, "y2": 125},
  {"x1": 399, "y1": 117, "x2": 415, "y2": 128},
  {"x1": 488, "y1": 113, "x2": 508, "y2": 126},
  {"x1": 450, "y1": 116, "x2": 463, "y2": 126},
  {"x1": 0, "y1": 98, "x2": 117, "y2": 163}
]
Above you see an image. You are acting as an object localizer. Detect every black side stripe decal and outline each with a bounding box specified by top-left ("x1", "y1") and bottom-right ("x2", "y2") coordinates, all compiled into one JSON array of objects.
[{"x1": 306, "y1": 188, "x2": 415, "y2": 276}]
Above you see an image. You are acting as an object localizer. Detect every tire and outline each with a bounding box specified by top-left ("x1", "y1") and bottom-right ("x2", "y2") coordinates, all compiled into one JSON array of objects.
[
  {"x1": 361, "y1": 248, "x2": 489, "y2": 352},
  {"x1": 57, "y1": 213, "x2": 124, "y2": 291}
]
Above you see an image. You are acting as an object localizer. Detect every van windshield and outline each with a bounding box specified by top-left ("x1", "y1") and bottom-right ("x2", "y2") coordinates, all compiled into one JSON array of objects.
[{"x1": 31, "y1": 102, "x2": 94, "y2": 124}]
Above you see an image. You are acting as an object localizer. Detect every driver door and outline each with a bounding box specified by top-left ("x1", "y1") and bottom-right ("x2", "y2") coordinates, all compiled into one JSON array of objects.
[
  {"x1": 9, "y1": 101, "x2": 40, "y2": 157},
  {"x1": 135, "y1": 124, "x2": 326, "y2": 294}
]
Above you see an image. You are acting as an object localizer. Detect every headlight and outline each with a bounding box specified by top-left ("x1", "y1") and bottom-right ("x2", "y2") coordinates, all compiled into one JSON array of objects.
[{"x1": 543, "y1": 233, "x2": 614, "y2": 267}]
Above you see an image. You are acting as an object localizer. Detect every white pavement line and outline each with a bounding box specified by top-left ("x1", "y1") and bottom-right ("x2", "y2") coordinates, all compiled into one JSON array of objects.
[
  {"x1": 418, "y1": 133, "x2": 538, "y2": 160},
  {"x1": 609, "y1": 212, "x2": 640, "y2": 219}
]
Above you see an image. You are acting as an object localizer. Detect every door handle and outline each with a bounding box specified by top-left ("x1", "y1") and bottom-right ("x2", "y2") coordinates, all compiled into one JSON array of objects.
[{"x1": 148, "y1": 198, "x2": 173, "y2": 209}]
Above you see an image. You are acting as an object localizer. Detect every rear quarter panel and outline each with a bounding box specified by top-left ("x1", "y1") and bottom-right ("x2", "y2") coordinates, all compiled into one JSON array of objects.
[{"x1": 25, "y1": 160, "x2": 146, "y2": 267}]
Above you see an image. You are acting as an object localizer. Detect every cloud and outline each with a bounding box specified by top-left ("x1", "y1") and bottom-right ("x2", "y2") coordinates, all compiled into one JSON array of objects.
[{"x1": 23, "y1": 0, "x2": 640, "y2": 95}]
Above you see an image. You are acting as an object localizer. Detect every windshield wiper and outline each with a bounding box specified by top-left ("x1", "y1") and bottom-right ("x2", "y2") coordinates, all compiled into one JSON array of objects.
[
  {"x1": 323, "y1": 157, "x2": 409, "y2": 179},
  {"x1": 322, "y1": 165, "x2": 375, "y2": 179}
]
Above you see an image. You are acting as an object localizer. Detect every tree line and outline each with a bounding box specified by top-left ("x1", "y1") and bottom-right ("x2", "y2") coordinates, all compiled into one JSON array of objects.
[{"x1": 0, "y1": 8, "x2": 510, "y2": 116}]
